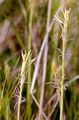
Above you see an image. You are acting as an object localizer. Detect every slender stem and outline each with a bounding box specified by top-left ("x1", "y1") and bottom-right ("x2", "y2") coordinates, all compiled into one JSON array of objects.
[
  {"x1": 17, "y1": 80, "x2": 23, "y2": 120},
  {"x1": 60, "y1": 9, "x2": 68, "y2": 120},
  {"x1": 30, "y1": 32, "x2": 49, "y2": 93},
  {"x1": 39, "y1": 0, "x2": 51, "y2": 119},
  {"x1": 17, "y1": 51, "x2": 31, "y2": 120},
  {"x1": 26, "y1": 1, "x2": 34, "y2": 119},
  {"x1": 48, "y1": 99, "x2": 59, "y2": 118},
  {"x1": 44, "y1": 93, "x2": 57, "y2": 111},
  {"x1": 31, "y1": 94, "x2": 49, "y2": 120},
  {"x1": 30, "y1": 5, "x2": 62, "y2": 94},
  {"x1": 60, "y1": 40, "x2": 65, "y2": 120}
]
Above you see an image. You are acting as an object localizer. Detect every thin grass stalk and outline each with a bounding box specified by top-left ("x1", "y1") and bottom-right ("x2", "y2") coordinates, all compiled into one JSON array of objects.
[
  {"x1": 26, "y1": 1, "x2": 34, "y2": 119},
  {"x1": 39, "y1": 0, "x2": 51, "y2": 119},
  {"x1": 30, "y1": 5, "x2": 62, "y2": 94},
  {"x1": 17, "y1": 78, "x2": 23, "y2": 120},
  {"x1": 17, "y1": 51, "x2": 34, "y2": 120},
  {"x1": 60, "y1": 39, "x2": 65, "y2": 120},
  {"x1": 17, "y1": 52, "x2": 28, "y2": 120},
  {"x1": 60, "y1": 9, "x2": 70, "y2": 120}
]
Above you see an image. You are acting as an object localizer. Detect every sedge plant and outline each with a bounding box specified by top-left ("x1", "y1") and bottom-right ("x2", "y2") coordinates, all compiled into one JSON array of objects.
[
  {"x1": 54, "y1": 8, "x2": 70, "y2": 120},
  {"x1": 17, "y1": 51, "x2": 35, "y2": 120},
  {"x1": 60, "y1": 9, "x2": 70, "y2": 120}
]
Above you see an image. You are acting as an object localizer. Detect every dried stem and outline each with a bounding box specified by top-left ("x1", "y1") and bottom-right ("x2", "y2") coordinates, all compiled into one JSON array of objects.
[
  {"x1": 30, "y1": 3, "x2": 65, "y2": 120},
  {"x1": 48, "y1": 99, "x2": 59, "y2": 118},
  {"x1": 39, "y1": 0, "x2": 51, "y2": 119},
  {"x1": 44, "y1": 93, "x2": 57, "y2": 111},
  {"x1": 31, "y1": 94, "x2": 49, "y2": 120},
  {"x1": 30, "y1": 5, "x2": 62, "y2": 94}
]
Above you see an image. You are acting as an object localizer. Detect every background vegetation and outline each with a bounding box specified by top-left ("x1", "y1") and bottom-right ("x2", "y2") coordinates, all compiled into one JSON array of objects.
[{"x1": 0, "y1": 0, "x2": 79, "y2": 120}]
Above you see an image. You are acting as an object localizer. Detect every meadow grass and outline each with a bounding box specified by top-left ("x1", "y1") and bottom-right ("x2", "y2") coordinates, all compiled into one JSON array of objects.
[{"x1": 0, "y1": 0, "x2": 79, "y2": 120}]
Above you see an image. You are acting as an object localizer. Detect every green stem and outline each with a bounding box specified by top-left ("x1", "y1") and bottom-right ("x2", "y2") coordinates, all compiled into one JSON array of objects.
[
  {"x1": 60, "y1": 10, "x2": 68, "y2": 120},
  {"x1": 60, "y1": 40, "x2": 65, "y2": 120},
  {"x1": 17, "y1": 78, "x2": 23, "y2": 120},
  {"x1": 26, "y1": 1, "x2": 34, "y2": 120}
]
